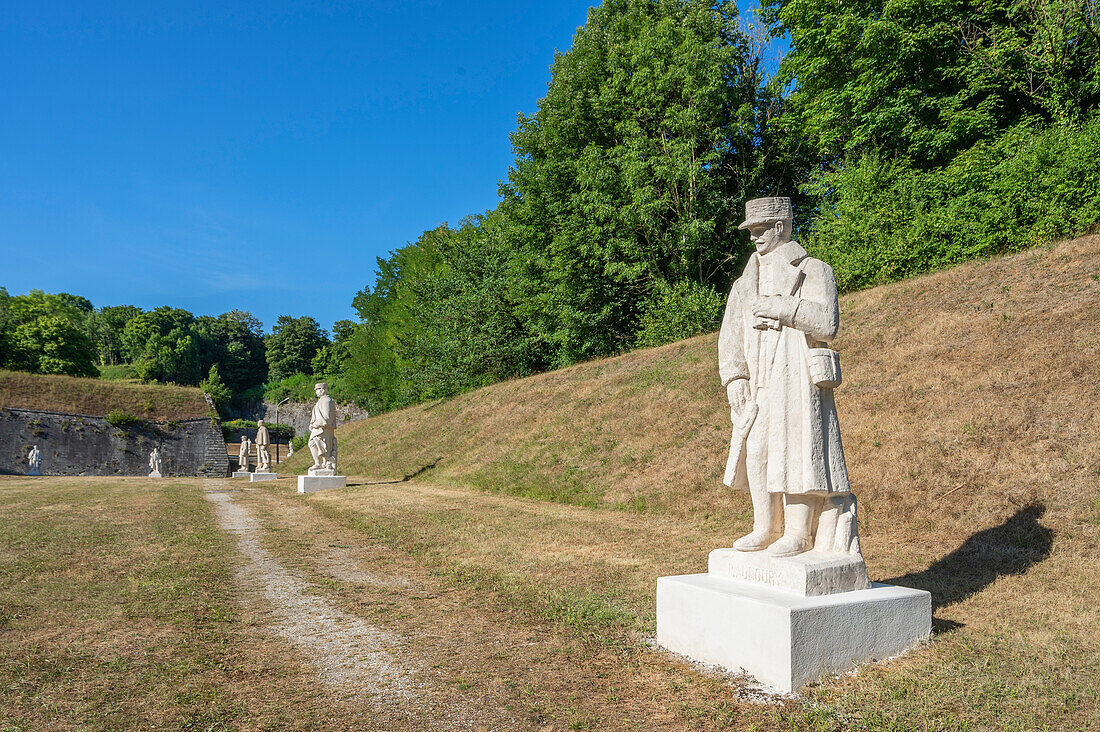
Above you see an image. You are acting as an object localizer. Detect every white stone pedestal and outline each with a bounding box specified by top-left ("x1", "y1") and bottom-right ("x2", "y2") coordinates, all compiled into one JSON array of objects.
[
  {"x1": 297, "y1": 475, "x2": 346, "y2": 494},
  {"x1": 656, "y1": 573, "x2": 931, "y2": 693},
  {"x1": 148, "y1": 471, "x2": 162, "y2": 478},
  {"x1": 250, "y1": 471, "x2": 277, "y2": 482},
  {"x1": 709, "y1": 548, "x2": 870, "y2": 596},
  {"x1": 232, "y1": 471, "x2": 251, "y2": 478}
]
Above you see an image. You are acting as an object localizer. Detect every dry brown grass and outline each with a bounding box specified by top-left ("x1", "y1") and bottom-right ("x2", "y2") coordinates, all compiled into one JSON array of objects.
[
  {"x1": 0, "y1": 476, "x2": 363, "y2": 730},
  {"x1": 0, "y1": 370, "x2": 209, "y2": 421}
]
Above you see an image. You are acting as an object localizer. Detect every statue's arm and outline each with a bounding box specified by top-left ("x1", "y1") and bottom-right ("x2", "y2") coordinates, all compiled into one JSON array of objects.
[
  {"x1": 717, "y1": 286, "x2": 749, "y2": 386},
  {"x1": 786, "y1": 260, "x2": 840, "y2": 342}
]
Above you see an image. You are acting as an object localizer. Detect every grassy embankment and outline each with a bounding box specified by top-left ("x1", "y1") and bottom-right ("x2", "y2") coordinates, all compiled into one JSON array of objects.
[
  {"x1": 269, "y1": 234, "x2": 1100, "y2": 729},
  {"x1": 0, "y1": 370, "x2": 209, "y2": 421}
]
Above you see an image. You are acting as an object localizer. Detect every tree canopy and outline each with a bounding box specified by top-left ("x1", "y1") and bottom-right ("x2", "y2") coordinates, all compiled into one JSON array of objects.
[{"x1": 265, "y1": 316, "x2": 329, "y2": 382}]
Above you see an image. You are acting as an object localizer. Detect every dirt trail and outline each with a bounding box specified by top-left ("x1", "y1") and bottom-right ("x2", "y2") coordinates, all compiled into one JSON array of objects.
[
  {"x1": 204, "y1": 479, "x2": 536, "y2": 731},
  {"x1": 203, "y1": 479, "x2": 410, "y2": 700}
]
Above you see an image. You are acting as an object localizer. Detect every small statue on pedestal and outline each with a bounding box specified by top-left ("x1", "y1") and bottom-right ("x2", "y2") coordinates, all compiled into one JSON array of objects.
[
  {"x1": 148, "y1": 446, "x2": 163, "y2": 478},
  {"x1": 255, "y1": 419, "x2": 272, "y2": 472},
  {"x1": 27, "y1": 445, "x2": 41, "y2": 476},
  {"x1": 308, "y1": 382, "x2": 338, "y2": 476},
  {"x1": 238, "y1": 437, "x2": 251, "y2": 473}
]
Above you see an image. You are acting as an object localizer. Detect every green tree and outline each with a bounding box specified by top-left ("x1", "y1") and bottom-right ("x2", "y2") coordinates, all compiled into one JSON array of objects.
[
  {"x1": 310, "y1": 319, "x2": 357, "y2": 377},
  {"x1": 5, "y1": 289, "x2": 92, "y2": 329},
  {"x1": 761, "y1": 0, "x2": 1100, "y2": 169},
  {"x1": 87, "y1": 305, "x2": 142, "y2": 365},
  {"x1": 121, "y1": 307, "x2": 202, "y2": 384},
  {"x1": 502, "y1": 0, "x2": 776, "y2": 365},
  {"x1": 193, "y1": 310, "x2": 268, "y2": 394},
  {"x1": 10, "y1": 315, "x2": 98, "y2": 377},
  {"x1": 390, "y1": 212, "x2": 545, "y2": 401},
  {"x1": 0, "y1": 289, "x2": 97, "y2": 377},
  {"x1": 264, "y1": 316, "x2": 329, "y2": 382},
  {"x1": 199, "y1": 363, "x2": 232, "y2": 417}
]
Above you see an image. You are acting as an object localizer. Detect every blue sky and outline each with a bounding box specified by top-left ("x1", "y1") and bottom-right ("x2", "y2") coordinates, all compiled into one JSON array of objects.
[{"x1": 1, "y1": 1, "x2": 783, "y2": 335}]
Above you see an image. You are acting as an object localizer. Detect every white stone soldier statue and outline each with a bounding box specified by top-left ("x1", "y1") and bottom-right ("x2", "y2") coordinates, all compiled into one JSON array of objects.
[
  {"x1": 254, "y1": 419, "x2": 272, "y2": 471},
  {"x1": 307, "y1": 382, "x2": 337, "y2": 475},
  {"x1": 718, "y1": 197, "x2": 860, "y2": 558},
  {"x1": 27, "y1": 445, "x2": 41, "y2": 476},
  {"x1": 238, "y1": 437, "x2": 251, "y2": 473}
]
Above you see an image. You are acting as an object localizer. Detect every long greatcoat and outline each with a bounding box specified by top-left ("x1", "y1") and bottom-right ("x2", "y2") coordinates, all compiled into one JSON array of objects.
[{"x1": 717, "y1": 240, "x2": 851, "y2": 496}]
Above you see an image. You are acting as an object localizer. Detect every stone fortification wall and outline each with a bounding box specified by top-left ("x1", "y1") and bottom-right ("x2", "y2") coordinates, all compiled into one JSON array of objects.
[
  {"x1": 0, "y1": 407, "x2": 229, "y2": 477},
  {"x1": 231, "y1": 400, "x2": 369, "y2": 437}
]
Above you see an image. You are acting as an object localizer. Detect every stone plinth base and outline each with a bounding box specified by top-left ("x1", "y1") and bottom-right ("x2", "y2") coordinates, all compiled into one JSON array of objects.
[
  {"x1": 297, "y1": 475, "x2": 346, "y2": 494},
  {"x1": 709, "y1": 548, "x2": 870, "y2": 596},
  {"x1": 656, "y1": 574, "x2": 931, "y2": 693},
  {"x1": 148, "y1": 471, "x2": 162, "y2": 478},
  {"x1": 26, "y1": 470, "x2": 40, "y2": 476},
  {"x1": 250, "y1": 472, "x2": 277, "y2": 482},
  {"x1": 232, "y1": 471, "x2": 251, "y2": 478}
]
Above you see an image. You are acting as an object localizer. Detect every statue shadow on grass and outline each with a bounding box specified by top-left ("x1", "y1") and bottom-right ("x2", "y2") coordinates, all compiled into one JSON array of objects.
[
  {"x1": 883, "y1": 502, "x2": 1053, "y2": 634},
  {"x1": 348, "y1": 458, "x2": 443, "y2": 487}
]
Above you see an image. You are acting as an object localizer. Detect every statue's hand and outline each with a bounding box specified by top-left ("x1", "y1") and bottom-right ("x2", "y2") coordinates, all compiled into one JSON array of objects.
[
  {"x1": 753, "y1": 295, "x2": 798, "y2": 328},
  {"x1": 726, "y1": 379, "x2": 751, "y2": 421}
]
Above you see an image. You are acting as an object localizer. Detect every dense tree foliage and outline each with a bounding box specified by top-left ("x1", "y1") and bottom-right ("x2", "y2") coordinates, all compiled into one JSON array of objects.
[
  {"x1": 338, "y1": 0, "x2": 1100, "y2": 415},
  {"x1": 87, "y1": 305, "x2": 142, "y2": 366},
  {"x1": 0, "y1": 289, "x2": 98, "y2": 377},
  {"x1": 264, "y1": 316, "x2": 329, "y2": 382},
  {"x1": 342, "y1": 0, "x2": 782, "y2": 412},
  {"x1": 502, "y1": 0, "x2": 779, "y2": 364},
  {"x1": 195, "y1": 310, "x2": 268, "y2": 394},
  {"x1": 761, "y1": 0, "x2": 1100, "y2": 168}
]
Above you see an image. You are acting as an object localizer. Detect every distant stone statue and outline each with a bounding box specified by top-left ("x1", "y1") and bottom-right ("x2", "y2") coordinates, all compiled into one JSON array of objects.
[
  {"x1": 307, "y1": 382, "x2": 337, "y2": 475},
  {"x1": 238, "y1": 437, "x2": 251, "y2": 473},
  {"x1": 148, "y1": 447, "x2": 163, "y2": 478},
  {"x1": 255, "y1": 419, "x2": 272, "y2": 472},
  {"x1": 718, "y1": 196, "x2": 860, "y2": 558},
  {"x1": 27, "y1": 445, "x2": 41, "y2": 476}
]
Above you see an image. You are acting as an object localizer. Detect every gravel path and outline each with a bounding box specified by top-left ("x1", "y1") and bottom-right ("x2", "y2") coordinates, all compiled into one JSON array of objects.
[{"x1": 203, "y1": 479, "x2": 410, "y2": 700}]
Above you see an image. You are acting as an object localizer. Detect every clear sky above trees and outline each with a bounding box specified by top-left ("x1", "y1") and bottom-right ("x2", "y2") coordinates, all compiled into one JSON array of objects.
[{"x1": 0, "y1": 0, "x2": 599, "y2": 330}]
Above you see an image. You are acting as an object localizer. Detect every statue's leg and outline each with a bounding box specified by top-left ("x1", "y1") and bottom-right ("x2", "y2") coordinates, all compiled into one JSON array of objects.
[
  {"x1": 767, "y1": 495, "x2": 819, "y2": 557},
  {"x1": 734, "y1": 399, "x2": 782, "y2": 551}
]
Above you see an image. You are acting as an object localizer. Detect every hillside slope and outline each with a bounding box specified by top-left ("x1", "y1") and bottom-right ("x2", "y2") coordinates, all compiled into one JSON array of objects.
[
  {"x1": 308, "y1": 234, "x2": 1097, "y2": 525},
  {"x1": 0, "y1": 370, "x2": 210, "y2": 421}
]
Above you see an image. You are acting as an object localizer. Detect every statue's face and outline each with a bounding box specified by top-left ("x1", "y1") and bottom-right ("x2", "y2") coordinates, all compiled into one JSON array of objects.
[{"x1": 748, "y1": 219, "x2": 791, "y2": 254}]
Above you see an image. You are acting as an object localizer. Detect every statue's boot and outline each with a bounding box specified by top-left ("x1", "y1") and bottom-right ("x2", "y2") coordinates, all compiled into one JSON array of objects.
[
  {"x1": 766, "y1": 495, "x2": 817, "y2": 557},
  {"x1": 734, "y1": 491, "x2": 782, "y2": 551},
  {"x1": 765, "y1": 534, "x2": 812, "y2": 557}
]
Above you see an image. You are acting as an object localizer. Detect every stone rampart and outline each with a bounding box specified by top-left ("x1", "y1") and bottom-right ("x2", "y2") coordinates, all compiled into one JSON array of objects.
[
  {"x1": 230, "y1": 400, "x2": 369, "y2": 437},
  {"x1": 0, "y1": 407, "x2": 229, "y2": 477}
]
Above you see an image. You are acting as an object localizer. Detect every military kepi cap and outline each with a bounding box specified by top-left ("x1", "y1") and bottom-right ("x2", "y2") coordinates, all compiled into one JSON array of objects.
[{"x1": 739, "y1": 197, "x2": 793, "y2": 230}]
